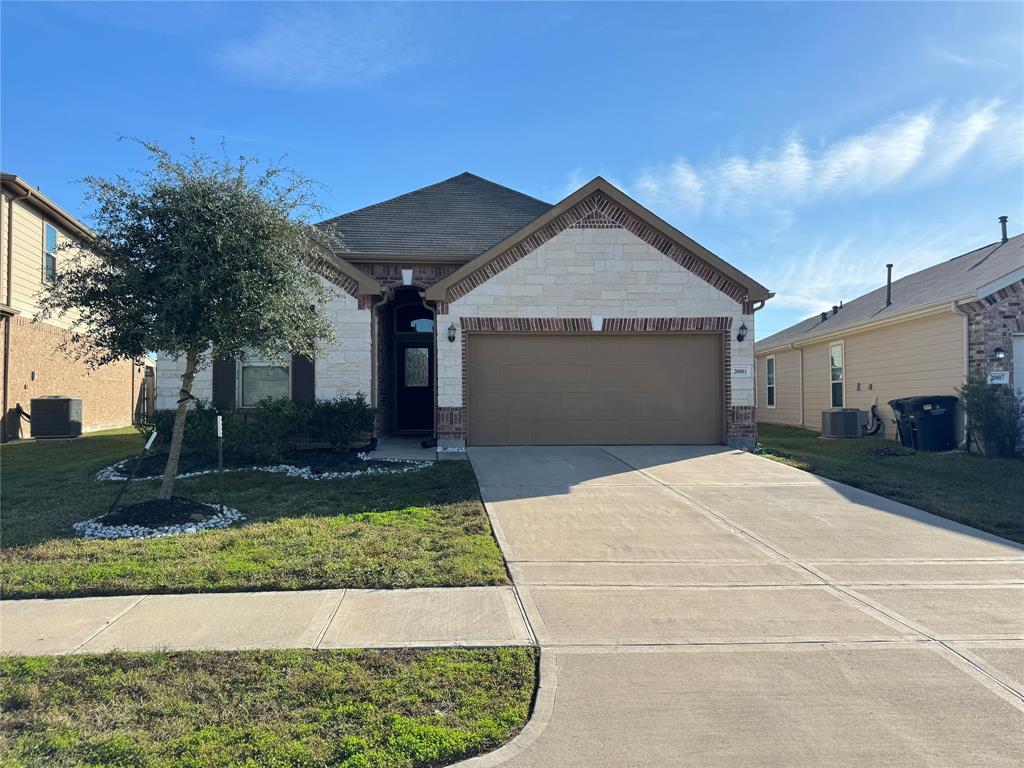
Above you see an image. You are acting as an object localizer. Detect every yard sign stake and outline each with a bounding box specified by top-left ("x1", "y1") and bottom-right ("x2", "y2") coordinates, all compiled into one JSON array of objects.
[{"x1": 107, "y1": 431, "x2": 158, "y2": 516}]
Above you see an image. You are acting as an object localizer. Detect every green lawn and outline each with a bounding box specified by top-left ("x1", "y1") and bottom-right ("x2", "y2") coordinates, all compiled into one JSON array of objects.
[
  {"x1": 0, "y1": 431, "x2": 508, "y2": 599},
  {"x1": 757, "y1": 423, "x2": 1024, "y2": 543},
  {"x1": 0, "y1": 647, "x2": 537, "y2": 768}
]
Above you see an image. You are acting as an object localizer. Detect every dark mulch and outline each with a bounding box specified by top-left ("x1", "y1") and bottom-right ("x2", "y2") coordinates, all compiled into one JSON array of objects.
[
  {"x1": 121, "y1": 448, "x2": 374, "y2": 477},
  {"x1": 101, "y1": 496, "x2": 214, "y2": 527}
]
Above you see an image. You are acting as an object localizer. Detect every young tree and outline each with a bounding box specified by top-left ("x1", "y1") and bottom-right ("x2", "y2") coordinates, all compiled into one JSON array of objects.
[{"x1": 40, "y1": 140, "x2": 335, "y2": 499}]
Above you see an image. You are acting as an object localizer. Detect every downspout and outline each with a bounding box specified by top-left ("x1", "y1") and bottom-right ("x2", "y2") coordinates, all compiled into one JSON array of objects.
[
  {"x1": 2, "y1": 187, "x2": 32, "y2": 441},
  {"x1": 952, "y1": 300, "x2": 970, "y2": 449}
]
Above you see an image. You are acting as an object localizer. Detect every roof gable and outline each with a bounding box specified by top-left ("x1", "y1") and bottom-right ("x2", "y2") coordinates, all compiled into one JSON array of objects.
[
  {"x1": 756, "y1": 232, "x2": 1024, "y2": 352},
  {"x1": 426, "y1": 177, "x2": 772, "y2": 304},
  {"x1": 316, "y1": 172, "x2": 552, "y2": 259}
]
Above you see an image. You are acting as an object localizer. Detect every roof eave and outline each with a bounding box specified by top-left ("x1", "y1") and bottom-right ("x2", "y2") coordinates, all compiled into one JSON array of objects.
[
  {"x1": 754, "y1": 295, "x2": 974, "y2": 354},
  {"x1": 1, "y1": 174, "x2": 94, "y2": 240}
]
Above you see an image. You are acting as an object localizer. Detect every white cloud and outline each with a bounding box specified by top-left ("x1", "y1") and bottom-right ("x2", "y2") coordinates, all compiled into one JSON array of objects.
[
  {"x1": 925, "y1": 100, "x2": 1002, "y2": 178},
  {"x1": 215, "y1": 5, "x2": 422, "y2": 89},
  {"x1": 759, "y1": 225, "x2": 987, "y2": 316},
  {"x1": 617, "y1": 101, "x2": 1017, "y2": 218}
]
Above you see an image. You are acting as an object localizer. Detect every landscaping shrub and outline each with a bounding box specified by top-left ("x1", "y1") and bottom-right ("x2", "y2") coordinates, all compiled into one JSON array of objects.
[
  {"x1": 302, "y1": 394, "x2": 376, "y2": 450},
  {"x1": 135, "y1": 396, "x2": 377, "y2": 464},
  {"x1": 959, "y1": 371, "x2": 1024, "y2": 458}
]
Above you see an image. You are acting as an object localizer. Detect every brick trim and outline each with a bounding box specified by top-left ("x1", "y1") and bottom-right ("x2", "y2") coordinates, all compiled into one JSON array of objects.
[
  {"x1": 458, "y1": 316, "x2": 733, "y2": 334},
  {"x1": 303, "y1": 254, "x2": 360, "y2": 297},
  {"x1": 445, "y1": 190, "x2": 749, "y2": 304},
  {"x1": 447, "y1": 316, "x2": 743, "y2": 445}
]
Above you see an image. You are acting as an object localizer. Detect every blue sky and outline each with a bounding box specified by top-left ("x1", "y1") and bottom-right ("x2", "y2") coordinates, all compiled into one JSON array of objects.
[{"x1": 2, "y1": 1, "x2": 1022, "y2": 337}]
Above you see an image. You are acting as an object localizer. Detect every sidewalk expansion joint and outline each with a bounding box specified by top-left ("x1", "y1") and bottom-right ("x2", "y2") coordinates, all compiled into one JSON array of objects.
[{"x1": 72, "y1": 594, "x2": 148, "y2": 654}]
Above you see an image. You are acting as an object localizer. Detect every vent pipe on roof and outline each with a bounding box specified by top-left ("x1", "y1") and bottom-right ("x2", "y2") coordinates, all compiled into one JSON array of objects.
[
  {"x1": 999, "y1": 215, "x2": 1009, "y2": 244},
  {"x1": 885, "y1": 263, "x2": 893, "y2": 307}
]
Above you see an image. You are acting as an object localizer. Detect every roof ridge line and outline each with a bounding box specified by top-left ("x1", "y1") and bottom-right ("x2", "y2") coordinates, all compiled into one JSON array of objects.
[
  {"x1": 457, "y1": 171, "x2": 552, "y2": 208},
  {"x1": 316, "y1": 172, "x2": 550, "y2": 227},
  {"x1": 316, "y1": 172, "x2": 469, "y2": 226}
]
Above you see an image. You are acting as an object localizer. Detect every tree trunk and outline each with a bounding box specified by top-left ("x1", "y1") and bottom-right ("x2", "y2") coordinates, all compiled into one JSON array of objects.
[{"x1": 159, "y1": 348, "x2": 199, "y2": 500}]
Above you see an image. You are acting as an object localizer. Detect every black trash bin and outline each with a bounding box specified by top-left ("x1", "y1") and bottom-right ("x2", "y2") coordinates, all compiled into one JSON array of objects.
[{"x1": 888, "y1": 396, "x2": 958, "y2": 451}]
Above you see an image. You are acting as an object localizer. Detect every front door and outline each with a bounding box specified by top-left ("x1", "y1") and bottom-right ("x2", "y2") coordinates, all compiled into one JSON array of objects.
[{"x1": 395, "y1": 340, "x2": 433, "y2": 432}]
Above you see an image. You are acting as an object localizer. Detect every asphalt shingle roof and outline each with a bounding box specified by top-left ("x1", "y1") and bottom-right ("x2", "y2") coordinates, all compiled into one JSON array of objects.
[
  {"x1": 316, "y1": 172, "x2": 552, "y2": 259},
  {"x1": 756, "y1": 232, "x2": 1024, "y2": 352}
]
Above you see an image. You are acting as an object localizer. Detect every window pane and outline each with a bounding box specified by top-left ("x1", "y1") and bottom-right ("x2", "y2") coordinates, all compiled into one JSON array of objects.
[
  {"x1": 241, "y1": 364, "x2": 289, "y2": 406},
  {"x1": 44, "y1": 254, "x2": 56, "y2": 282},
  {"x1": 404, "y1": 347, "x2": 429, "y2": 387},
  {"x1": 45, "y1": 224, "x2": 57, "y2": 253},
  {"x1": 767, "y1": 387, "x2": 775, "y2": 407},
  {"x1": 766, "y1": 359, "x2": 775, "y2": 386},
  {"x1": 831, "y1": 381, "x2": 844, "y2": 408},
  {"x1": 829, "y1": 344, "x2": 844, "y2": 382},
  {"x1": 409, "y1": 318, "x2": 434, "y2": 333}
]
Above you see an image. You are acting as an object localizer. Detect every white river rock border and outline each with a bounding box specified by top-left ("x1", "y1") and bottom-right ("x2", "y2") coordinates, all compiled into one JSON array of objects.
[
  {"x1": 73, "y1": 503, "x2": 245, "y2": 540},
  {"x1": 95, "y1": 453, "x2": 433, "y2": 482}
]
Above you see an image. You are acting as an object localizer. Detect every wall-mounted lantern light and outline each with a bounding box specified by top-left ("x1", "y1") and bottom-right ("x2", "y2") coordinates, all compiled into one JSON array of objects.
[
  {"x1": 994, "y1": 347, "x2": 1006, "y2": 360},
  {"x1": 447, "y1": 323, "x2": 457, "y2": 343},
  {"x1": 736, "y1": 322, "x2": 748, "y2": 343}
]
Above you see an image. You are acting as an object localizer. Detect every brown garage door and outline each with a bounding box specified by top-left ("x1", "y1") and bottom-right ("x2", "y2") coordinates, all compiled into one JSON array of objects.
[{"x1": 467, "y1": 333, "x2": 723, "y2": 445}]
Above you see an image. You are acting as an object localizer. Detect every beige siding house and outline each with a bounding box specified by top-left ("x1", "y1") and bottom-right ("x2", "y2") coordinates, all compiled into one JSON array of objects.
[
  {"x1": 755, "y1": 224, "x2": 1024, "y2": 440},
  {"x1": 0, "y1": 174, "x2": 153, "y2": 438}
]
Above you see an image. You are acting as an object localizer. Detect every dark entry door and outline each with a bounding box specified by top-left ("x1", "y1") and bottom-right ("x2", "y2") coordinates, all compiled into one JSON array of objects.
[{"x1": 395, "y1": 340, "x2": 433, "y2": 432}]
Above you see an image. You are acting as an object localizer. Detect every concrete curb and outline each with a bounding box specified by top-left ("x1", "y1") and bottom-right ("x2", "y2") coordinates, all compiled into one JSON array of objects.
[{"x1": 449, "y1": 649, "x2": 557, "y2": 767}]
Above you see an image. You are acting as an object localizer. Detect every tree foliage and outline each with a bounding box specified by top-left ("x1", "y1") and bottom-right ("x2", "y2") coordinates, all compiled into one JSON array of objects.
[{"x1": 40, "y1": 139, "x2": 339, "y2": 497}]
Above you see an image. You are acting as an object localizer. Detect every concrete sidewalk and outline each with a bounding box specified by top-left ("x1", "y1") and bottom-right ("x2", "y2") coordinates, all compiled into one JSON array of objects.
[
  {"x1": 459, "y1": 445, "x2": 1024, "y2": 768},
  {"x1": 0, "y1": 586, "x2": 533, "y2": 655}
]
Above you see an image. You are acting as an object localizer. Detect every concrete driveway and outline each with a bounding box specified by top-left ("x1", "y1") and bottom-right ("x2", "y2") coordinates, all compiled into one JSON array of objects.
[{"x1": 461, "y1": 445, "x2": 1024, "y2": 767}]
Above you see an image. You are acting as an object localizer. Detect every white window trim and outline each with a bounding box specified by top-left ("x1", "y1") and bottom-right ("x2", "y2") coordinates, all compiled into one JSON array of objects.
[
  {"x1": 237, "y1": 353, "x2": 291, "y2": 407},
  {"x1": 828, "y1": 340, "x2": 846, "y2": 408},
  {"x1": 765, "y1": 354, "x2": 776, "y2": 409},
  {"x1": 43, "y1": 221, "x2": 58, "y2": 283}
]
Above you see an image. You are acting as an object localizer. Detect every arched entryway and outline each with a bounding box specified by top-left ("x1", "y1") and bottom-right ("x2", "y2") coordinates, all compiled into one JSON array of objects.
[{"x1": 385, "y1": 288, "x2": 435, "y2": 434}]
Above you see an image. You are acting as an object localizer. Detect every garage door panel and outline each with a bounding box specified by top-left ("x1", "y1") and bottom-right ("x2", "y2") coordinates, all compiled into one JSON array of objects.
[{"x1": 467, "y1": 334, "x2": 723, "y2": 445}]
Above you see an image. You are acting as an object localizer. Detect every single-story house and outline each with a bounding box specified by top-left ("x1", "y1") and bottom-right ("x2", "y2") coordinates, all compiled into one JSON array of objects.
[
  {"x1": 754, "y1": 223, "x2": 1023, "y2": 438},
  {"x1": 1, "y1": 173, "x2": 155, "y2": 439},
  {"x1": 157, "y1": 173, "x2": 772, "y2": 449}
]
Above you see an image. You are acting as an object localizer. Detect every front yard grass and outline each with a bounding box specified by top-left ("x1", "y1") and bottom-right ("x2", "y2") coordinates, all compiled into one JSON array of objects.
[
  {"x1": 0, "y1": 431, "x2": 508, "y2": 599},
  {"x1": 0, "y1": 647, "x2": 537, "y2": 768},
  {"x1": 757, "y1": 423, "x2": 1024, "y2": 544}
]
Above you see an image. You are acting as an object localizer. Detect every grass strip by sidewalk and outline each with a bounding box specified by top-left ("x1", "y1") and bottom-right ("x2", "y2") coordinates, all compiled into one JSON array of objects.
[
  {"x1": 1, "y1": 431, "x2": 508, "y2": 599},
  {"x1": 0, "y1": 647, "x2": 537, "y2": 768},
  {"x1": 756, "y1": 423, "x2": 1024, "y2": 544}
]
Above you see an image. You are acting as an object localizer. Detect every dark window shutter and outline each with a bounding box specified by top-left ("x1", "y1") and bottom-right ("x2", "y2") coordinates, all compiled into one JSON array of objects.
[
  {"x1": 211, "y1": 359, "x2": 236, "y2": 410},
  {"x1": 291, "y1": 354, "x2": 315, "y2": 403}
]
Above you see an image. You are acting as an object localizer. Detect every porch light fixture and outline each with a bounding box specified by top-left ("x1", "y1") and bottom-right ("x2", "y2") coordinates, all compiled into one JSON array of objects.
[
  {"x1": 994, "y1": 347, "x2": 1006, "y2": 360},
  {"x1": 447, "y1": 322, "x2": 457, "y2": 343},
  {"x1": 736, "y1": 322, "x2": 748, "y2": 343}
]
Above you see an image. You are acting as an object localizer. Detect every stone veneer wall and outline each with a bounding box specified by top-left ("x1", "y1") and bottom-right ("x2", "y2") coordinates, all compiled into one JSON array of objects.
[
  {"x1": 962, "y1": 278, "x2": 1024, "y2": 387},
  {"x1": 436, "y1": 226, "x2": 755, "y2": 449},
  {"x1": 156, "y1": 280, "x2": 371, "y2": 409}
]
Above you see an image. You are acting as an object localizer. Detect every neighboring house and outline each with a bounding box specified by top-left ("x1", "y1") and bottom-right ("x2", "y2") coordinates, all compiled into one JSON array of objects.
[
  {"x1": 0, "y1": 174, "x2": 155, "y2": 440},
  {"x1": 157, "y1": 173, "x2": 772, "y2": 449},
  {"x1": 755, "y1": 223, "x2": 1024, "y2": 438}
]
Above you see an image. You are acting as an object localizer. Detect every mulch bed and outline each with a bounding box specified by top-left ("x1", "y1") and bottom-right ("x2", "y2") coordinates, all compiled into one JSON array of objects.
[
  {"x1": 128, "y1": 448, "x2": 373, "y2": 477},
  {"x1": 101, "y1": 496, "x2": 217, "y2": 528}
]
